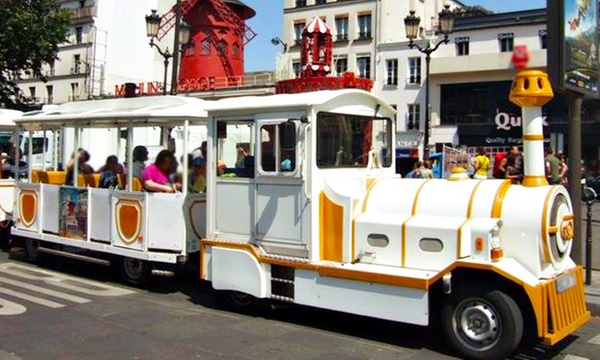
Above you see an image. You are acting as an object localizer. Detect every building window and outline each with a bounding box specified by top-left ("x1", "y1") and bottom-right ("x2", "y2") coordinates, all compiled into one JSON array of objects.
[
  {"x1": 29, "y1": 87, "x2": 36, "y2": 101},
  {"x1": 316, "y1": 0, "x2": 326, "y2": 4},
  {"x1": 293, "y1": 62, "x2": 301, "y2": 78},
  {"x1": 455, "y1": 37, "x2": 469, "y2": 56},
  {"x1": 48, "y1": 60, "x2": 55, "y2": 77},
  {"x1": 217, "y1": 40, "x2": 227, "y2": 57},
  {"x1": 357, "y1": 56, "x2": 371, "y2": 78},
  {"x1": 386, "y1": 59, "x2": 398, "y2": 86},
  {"x1": 70, "y1": 82, "x2": 79, "y2": 101},
  {"x1": 498, "y1": 33, "x2": 514, "y2": 52},
  {"x1": 72, "y1": 54, "x2": 81, "y2": 74},
  {"x1": 75, "y1": 26, "x2": 83, "y2": 44},
  {"x1": 357, "y1": 14, "x2": 372, "y2": 39},
  {"x1": 294, "y1": 22, "x2": 305, "y2": 45},
  {"x1": 539, "y1": 29, "x2": 547, "y2": 49},
  {"x1": 335, "y1": 57, "x2": 347, "y2": 75},
  {"x1": 232, "y1": 43, "x2": 240, "y2": 59},
  {"x1": 201, "y1": 38, "x2": 211, "y2": 55},
  {"x1": 296, "y1": 0, "x2": 306, "y2": 8},
  {"x1": 408, "y1": 57, "x2": 421, "y2": 84},
  {"x1": 407, "y1": 104, "x2": 420, "y2": 130},
  {"x1": 79, "y1": 0, "x2": 85, "y2": 8},
  {"x1": 46, "y1": 85, "x2": 53, "y2": 104},
  {"x1": 335, "y1": 16, "x2": 348, "y2": 41}
]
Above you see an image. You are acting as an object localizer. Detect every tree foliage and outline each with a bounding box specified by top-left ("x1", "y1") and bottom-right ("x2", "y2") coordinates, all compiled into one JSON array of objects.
[
  {"x1": 453, "y1": 6, "x2": 494, "y2": 19},
  {"x1": 0, "y1": 0, "x2": 71, "y2": 109}
]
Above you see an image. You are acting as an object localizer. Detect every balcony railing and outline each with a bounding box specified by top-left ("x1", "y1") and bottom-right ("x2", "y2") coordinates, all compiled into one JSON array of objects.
[
  {"x1": 178, "y1": 73, "x2": 276, "y2": 93},
  {"x1": 335, "y1": 34, "x2": 348, "y2": 42},
  {"x1": 71, "y1": 6, "x2": 97, "y2": 21},
  {"x1": 357, "y1": 31, "x2": 372, "y2": 40}
]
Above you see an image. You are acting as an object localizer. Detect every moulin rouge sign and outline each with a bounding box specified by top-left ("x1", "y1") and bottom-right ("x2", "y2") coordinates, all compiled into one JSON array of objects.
[{"x1": 114, "y1": 77, "x2": 218, "y2": 97}]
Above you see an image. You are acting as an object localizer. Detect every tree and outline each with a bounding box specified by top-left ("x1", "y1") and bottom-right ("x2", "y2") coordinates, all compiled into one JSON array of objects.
[
  {"x1": 0, "y1": 0, "x2": 71, "y2": 109},
  {"x1": 453, "y1": 6, "x2": 494, "y2": 19}
]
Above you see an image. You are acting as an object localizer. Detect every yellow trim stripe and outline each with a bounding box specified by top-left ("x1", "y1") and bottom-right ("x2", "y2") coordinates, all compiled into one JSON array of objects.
[
  {"x1": 411, "y1": 179, "x2": 431, "y2": 216},
  {"x1": 523, "y1": 133, "x2": 545, "y2": 141},
  {"x1": 467, "y1": 180, "x2": 484, "y2": 218},
  {"x1": 491, "y1": 180, "x2": 512, "y2": 218}
]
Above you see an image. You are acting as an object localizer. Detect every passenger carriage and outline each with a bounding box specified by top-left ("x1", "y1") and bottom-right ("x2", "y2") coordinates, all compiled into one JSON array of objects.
[
  {"x1": 0, "y1": 109, "x2": 22, "y2": 234},
  {"x1": 11, "y1": 96, "x2": 209, "y2": 283}
]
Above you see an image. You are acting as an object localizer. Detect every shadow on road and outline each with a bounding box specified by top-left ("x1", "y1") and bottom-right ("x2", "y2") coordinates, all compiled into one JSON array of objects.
[{"x1": 2, "y1": 246, "x2": 582, "y2": 360}]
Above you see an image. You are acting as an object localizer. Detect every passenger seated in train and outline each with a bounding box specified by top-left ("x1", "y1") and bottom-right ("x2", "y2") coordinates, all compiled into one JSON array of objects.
[
  {"x1": 217, "y1": 160, "x2": 227, "y2": 176},
  {"x1": 99, "y1": 155, "x2": 122, "y2": 189},
  {"x1": 131, "y1": 145, "x2": 148, "y2": 179},
  {"x1": 65, "y1": 149, "x2": 94, "y2": 186},
  {"x1": 189, "y1": 157, "x2": 207, "y2": 193},
  {"x1": 142, "y1": 149, "x2": 176, "y2": 193},
  {"x1": 1, "y1": 144, "x2": 28, "y2": 179}
]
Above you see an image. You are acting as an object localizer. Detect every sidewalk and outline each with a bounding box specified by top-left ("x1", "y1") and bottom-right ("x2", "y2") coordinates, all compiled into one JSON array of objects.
[{"x1": 586, "y1": 270, "x2": 600, "y2": 316}]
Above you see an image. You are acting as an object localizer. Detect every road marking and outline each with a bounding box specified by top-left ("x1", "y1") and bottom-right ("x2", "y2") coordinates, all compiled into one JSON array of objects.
[
  {"x1": 563, "y1": 355, "x2": 590, "y2": 360},
  {"x1": 588, "y1": 333, "x2": 600, "y2": 345},
  {"x1": 0, "y1": 263, "x2": 134, "y2": 296},
  {"x1": 0, "y1": 288, "x2": 64, "y2": 308},
  {"x1": 0, "y1": 298, "x2": 26, "y2": 315},
  {"x1": 0, "y1": 276, "x2": 91, "y2": 304}
]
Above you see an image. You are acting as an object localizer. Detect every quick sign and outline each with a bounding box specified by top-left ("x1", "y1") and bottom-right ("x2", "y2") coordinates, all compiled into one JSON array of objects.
[{"x1": 495, "y1": 112, "x2": 549, "y2": 131}]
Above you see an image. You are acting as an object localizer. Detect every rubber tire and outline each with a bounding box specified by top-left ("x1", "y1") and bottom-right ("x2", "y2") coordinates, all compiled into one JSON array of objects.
[
  {"x1": 119, "y1": 257, "x2": 152, "y2": 286},
  {"x1": 223, "y1": 290, "x2": 261, "y2": 315},
  {"x1": 440, "y1": 286, "x2": 524, "y2": 360},
  {"x1": 24, "y1": 239, "x2": 44, "y2": 263}
]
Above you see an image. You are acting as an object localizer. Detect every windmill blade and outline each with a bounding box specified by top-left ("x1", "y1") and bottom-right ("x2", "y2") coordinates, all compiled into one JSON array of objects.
[{"x1": 156, "y1": 0, "x2": 200, "y2": 41}]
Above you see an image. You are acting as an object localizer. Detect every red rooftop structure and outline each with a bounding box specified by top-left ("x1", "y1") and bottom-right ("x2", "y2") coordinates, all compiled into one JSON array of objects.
[{"x1": 276, "y1": 17, "x2": 373, "y2": 94}]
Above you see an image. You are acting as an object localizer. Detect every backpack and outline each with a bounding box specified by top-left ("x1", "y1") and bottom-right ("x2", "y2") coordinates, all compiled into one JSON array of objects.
[{"x1": 492, "y1": 152, "x2": 507, "y2": 179}]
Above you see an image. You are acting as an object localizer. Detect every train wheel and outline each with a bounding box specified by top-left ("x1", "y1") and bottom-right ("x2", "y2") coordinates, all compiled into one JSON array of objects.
[
  {"x1": 441, "y1": 286, "x2": 523, "y2": 360},
  {"x1": 24, "y1": 239, "x2": 44, "y2": 263},
  {"x1": 223, "y1": 291, "x2": 261, "y2": 314},
  {"x1": 120, "y1": 257, "x2": 151, "y2": 286}
]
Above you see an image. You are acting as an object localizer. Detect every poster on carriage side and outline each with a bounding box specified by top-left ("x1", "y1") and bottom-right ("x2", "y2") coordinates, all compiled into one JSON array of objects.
[{"x1": 59, "y1": 187, "x2": 88, "y2": 240}]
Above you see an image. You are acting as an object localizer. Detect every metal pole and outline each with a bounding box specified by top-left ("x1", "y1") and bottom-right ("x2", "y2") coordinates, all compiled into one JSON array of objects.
[
  {"x1": 182, "y1": 120, "x2": 189, "y2": 196},
  {"x1": 586, "y1": 200, "x2": 593, "y2": 285},
  {"x1": 163, "y1": 57, "x2": 169, "y2": 96},
  {"x1": 14, "y1": 129, "x2": 20, "y2": 181},
  {"x1": 424, "y1": 54, "x2": 431, "y2": 160},
  {"x1": 170, "y1": 0, "x2": 182, "y2": 95},
  {"x1": 567, "y1": 90, "x2": 583, "y2": 265},
  {"x1": 73, "y1": 126, "x2": 79, "y2": 186},
  {"x1": 42, "y1": 129, "x2": 47, "y2": 171},
  {"x1": 127, "y1": 121, "x2": 133, "y2": 191},
  {"x1": 27, "y1": 131, "x2": 33, "y2": 182}
]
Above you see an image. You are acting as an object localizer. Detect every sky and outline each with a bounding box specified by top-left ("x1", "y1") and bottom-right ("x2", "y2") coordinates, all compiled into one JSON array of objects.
[{"x1": 243, "y1": 0, "x2": 548, "y2": 72}]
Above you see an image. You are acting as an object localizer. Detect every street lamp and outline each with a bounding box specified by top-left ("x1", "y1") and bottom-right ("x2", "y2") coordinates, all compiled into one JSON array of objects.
[
  {"x1": 404, "y1": 4, "x2": 455, "y2": 160},
  {"x1": 271, "y1": 37, "x2": 288, "y2": 52},
  {"x1": 145, "y1": 10, "x2": 192, "y2": 96}
]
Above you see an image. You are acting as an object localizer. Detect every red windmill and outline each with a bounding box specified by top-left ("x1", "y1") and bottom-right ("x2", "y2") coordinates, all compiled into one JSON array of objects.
[{"x1": 155, "y1": 0, "x2": 257, "y2": 92}]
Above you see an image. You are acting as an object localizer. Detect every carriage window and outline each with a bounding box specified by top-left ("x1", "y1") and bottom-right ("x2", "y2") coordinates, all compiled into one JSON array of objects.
[
  {"x1": 316, "y1": 112, "x2": 392, "y2": 168},
  {"x1": 259, "y1": 123, "x2": 296, "y2": 175},
  {"x1": 216, "y1": 121, "x2": 255, "y2": 178}
]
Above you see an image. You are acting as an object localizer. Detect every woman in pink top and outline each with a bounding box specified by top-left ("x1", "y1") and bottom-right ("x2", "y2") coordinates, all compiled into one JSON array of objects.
[{"x1": 142, "y1": 150, "x2": 176, "y2": 193}]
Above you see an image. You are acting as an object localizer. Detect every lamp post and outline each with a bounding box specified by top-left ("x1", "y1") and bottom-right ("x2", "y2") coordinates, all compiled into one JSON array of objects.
[
  {"x1": 271, "y1": 37, "x2": 288, "y2": 52},
  {"x1": 145, "y1": 9, "x2": 191, "y2": 96},
  {"x1": 404, "y1": 4, "x2": 454, "y2": 160}
]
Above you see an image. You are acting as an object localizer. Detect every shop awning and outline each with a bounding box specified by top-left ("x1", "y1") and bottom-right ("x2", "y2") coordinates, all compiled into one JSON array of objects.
[{"x1": 396, "y1": 131, "x2": 422, "y2": 149}]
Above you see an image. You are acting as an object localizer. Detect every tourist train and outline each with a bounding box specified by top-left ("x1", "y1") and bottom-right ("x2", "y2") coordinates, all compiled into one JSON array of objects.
[{"x1": 3, "y1": 71, "x2": 590, "y2": 360}]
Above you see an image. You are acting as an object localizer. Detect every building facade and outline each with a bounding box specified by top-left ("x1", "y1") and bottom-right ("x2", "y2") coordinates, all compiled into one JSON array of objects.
[{"x1": 17, "y1": 0, "x2": 162, "y2": 105}]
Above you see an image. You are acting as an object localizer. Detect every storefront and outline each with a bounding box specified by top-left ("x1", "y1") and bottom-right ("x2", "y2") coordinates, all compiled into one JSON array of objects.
[
  {"x1": 395, "y1": 131, "x2": 422, "y2": 175},
  {"x1": 439, "y1": 81, "x2": 600, "y2": 173}
]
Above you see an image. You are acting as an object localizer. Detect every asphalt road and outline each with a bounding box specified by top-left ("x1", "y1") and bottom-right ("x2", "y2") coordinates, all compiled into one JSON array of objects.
[{"x1": 0, "y1": 248, "x2": 600, "y2": 360}]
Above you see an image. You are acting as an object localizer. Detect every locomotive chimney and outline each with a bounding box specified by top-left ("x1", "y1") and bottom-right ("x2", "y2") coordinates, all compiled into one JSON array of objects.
[{"x1": 509, "y1": 70, "x2": 554, "y2": 187}]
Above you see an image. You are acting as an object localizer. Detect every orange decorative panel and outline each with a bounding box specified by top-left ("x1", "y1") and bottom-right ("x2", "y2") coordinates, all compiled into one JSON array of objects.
[
  {"x1": 115, "y1": 200, "x2": 142, "y2": 245},
  {"x1": 319, "y1": 192, "x2": 344, "y2": 262},
  {"x1": 20, "y1": 191, "x2": 37, "y2": 227}
]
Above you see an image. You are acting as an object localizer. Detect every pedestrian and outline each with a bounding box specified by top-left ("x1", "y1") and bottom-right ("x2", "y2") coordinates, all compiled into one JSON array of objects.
[
  {"x1": 423, "y1": 160, "x2": 434, "y2": 179},
  {"x1": 559, "y1": 153, "x2": 569, "y2": 188},
  {"x1": 505, "y1": 156, "x2": 520, "y2": 184},
  {"x1": 545, "y1": 148, "x2": 561, "y2": 185},
  {"x1": 472, "y1": 146, "x2": 490, "y2": 180},
  {"x1": 501, "y1": 145, "x2": 522, "y2": 182}
]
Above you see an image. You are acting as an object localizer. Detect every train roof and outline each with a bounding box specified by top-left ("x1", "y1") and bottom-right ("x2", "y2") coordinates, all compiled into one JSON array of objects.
[
  {"x1": 205, "y1": 89, "x2": 397, "y2": 119},
  {"x1": 15, "y1": 96, "x2": 209, "y2": 130},
  {"x1": 0, "y1": 109, "x2": 21, "y2": 128}
]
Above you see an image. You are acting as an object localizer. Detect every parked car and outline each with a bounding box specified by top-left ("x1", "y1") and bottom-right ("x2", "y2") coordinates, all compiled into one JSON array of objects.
[{"x1": 586, "y1": 176, "x2": 600, "y2": 199}]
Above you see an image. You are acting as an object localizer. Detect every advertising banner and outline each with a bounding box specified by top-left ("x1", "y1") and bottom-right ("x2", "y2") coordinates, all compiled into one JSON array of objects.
[
  {"x1": 59, "y1": 187, "x2": 88, "y2": 240},
  {"x1": 564, "y1": 0, "x2": 599, "y2": 94}
]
